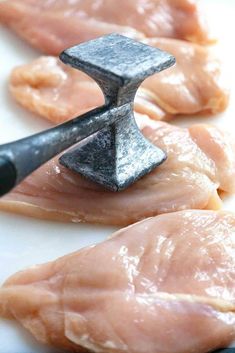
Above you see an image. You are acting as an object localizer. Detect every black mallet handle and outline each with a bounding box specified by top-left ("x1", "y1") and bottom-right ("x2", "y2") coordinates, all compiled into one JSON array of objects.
[{"x1": 0, "y1": 105, "x2": 117, "y2": 197}]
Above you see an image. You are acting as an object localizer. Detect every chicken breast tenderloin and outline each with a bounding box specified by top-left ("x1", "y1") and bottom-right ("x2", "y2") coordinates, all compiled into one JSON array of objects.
[
  {"x1": 9, "y1": 38, "x2": 228, "y2": 124},
  {"x1": 9, "y1": 56, "x2": 165, "y2": 124},
  {"x1": 0, "y1": 210, "x2": 234, "y2": 353},
  {"x1": 0, "y1": 0, "x2": 212, "y2": 56},
  {"x1": 0, "y1": 115, "x2": 234, "y2": 225}
]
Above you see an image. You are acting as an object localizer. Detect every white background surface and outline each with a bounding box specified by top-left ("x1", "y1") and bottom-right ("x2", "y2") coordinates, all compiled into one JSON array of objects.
[{"x1": 0, "y1": 1, "x2": 235, "y2": 352}]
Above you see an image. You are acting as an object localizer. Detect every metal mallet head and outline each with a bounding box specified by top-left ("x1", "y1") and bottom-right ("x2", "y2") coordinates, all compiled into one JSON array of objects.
[
  {"x1": 59, "y1": 34, "x2": 175, "y2": 191},
  {"x1": 0, "y1": 34, "x2": 175, "y2": 197}
]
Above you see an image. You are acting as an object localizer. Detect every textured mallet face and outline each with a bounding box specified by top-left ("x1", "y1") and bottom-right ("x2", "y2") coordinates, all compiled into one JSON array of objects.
[
  {"x1": 60, "y1": 33, "x2": 175, "y2": 85},
  {"x1": 59, "y1": 34, "x2": 175, "y2": 191}
]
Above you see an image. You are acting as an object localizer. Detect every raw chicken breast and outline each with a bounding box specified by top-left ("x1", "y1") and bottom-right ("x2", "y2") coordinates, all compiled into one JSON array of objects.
[
  {"x1": 0, "y1": 0, "x2": 211, "y2": 56},
  {"x1": 0, "y1": 210, "x2": 234, "y2": 353},
  {"x1": 10, "y1": 38, "x2": 229, "y2": 124},
  {"x1": 0, "y1": 115, "x2": 235, "y2": 225},
  {"x1": 142, "y1": 38, "x2": 229, "y2": 116},
  {"x1": 9, "y1": 56, "x2": 165, "y2": 124}
]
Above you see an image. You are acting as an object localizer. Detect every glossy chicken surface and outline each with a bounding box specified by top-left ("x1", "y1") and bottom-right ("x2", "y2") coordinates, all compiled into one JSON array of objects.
[
  {"x1": 0, "y1": 115, "x2": 235, "y2": 225},
  {"x1": 0, "y1": 0, "x2": 212, "y2": 55},
  {"x1": 10, "y1": 37, "x2": 228, "y2": 124},
  {"x1": 9, "y1": 56, "x2": 165, "y2": 123},
  {"x1": 142, "y1": 38, "x2": 228, "y2": 117},
  {"x1": 0, "y1": 210, "x2": 234, "y2": 353}
]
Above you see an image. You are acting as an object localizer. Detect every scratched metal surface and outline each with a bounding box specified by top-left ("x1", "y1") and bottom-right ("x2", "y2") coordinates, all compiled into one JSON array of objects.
[
  {"x1": 59, "y1": 34, "x2": 173, "y2": 190},
  {"x1": 0, "y1": 0, "x2": 234, "y2": 352}
]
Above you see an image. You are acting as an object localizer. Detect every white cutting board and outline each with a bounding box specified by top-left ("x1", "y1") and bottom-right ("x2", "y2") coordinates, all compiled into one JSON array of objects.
[{"x1": 0, "y1": 1, "x2": 234, "y2": 352}]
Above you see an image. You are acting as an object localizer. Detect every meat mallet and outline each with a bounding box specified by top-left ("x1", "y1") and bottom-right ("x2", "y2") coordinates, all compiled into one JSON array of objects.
[{"x1": 0, "y1": 34, "x2": 175, "y2": 196}]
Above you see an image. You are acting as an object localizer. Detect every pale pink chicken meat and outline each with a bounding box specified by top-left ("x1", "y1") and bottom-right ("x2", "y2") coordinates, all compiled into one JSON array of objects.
[
  {"x1": 0, "y1": 210, "x2": 234, "y2": 352},
  {"x1": 9, "y1": 56, "x2": 165, "y2": 124},
  {"x1": 0, "y1": 115, "x2": 235, "y2": 225},
  {"x1": 9, "y1": 38, "x2": 229, "y2": 124},
  {"x1": 143, "y1": 38, "x2": 229, "y2": 117},
  {"x1": 0, "y1": 0, "x2": 212, "y2": 56}
]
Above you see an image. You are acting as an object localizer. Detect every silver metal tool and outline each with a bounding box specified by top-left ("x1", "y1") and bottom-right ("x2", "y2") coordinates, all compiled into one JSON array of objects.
[{"x1": 0, "y1": 34, "x2": 175, "y2": 196}]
